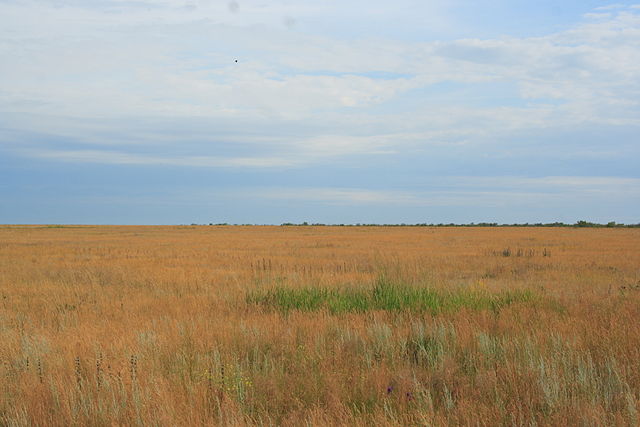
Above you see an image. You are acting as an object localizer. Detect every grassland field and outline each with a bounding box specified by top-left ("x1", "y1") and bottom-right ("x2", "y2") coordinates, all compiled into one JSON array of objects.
[{"x1": 1, "y1": 225, "x2": 639, "y2": 426}]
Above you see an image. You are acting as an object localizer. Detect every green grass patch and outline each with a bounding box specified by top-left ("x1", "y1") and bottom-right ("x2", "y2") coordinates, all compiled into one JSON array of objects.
[{"x1": 247, "y1": 277, "x2": 536, "y2": 314}]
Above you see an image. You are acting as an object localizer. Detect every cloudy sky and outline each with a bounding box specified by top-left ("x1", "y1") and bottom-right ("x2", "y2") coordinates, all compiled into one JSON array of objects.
[{"x1": 1, "y1": 0, "x2": 639, "y2": 224}]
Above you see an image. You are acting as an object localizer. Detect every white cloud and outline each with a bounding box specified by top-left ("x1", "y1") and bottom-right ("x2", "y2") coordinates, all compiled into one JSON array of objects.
[
  {"x1": 1, "y1": 2, "x2": 639, "y2": 166},
  {"x1": 237, "y1": 176, "x2": 640, "y2": 207},
  {"x1": 257, "y1": 188, "x2": 423, "y2": 205},
  {"x1": 594, "y1": 4, "x2": 630, "y2": 11},
  {"x1": 440, "y1": 176, "x2": 640, "y2": 194},
  {"x1": 25, "y1": 149, "x2": 296, "y2": 168}
]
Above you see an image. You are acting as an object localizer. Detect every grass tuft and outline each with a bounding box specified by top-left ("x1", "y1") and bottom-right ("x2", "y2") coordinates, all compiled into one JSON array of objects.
[{"x1": 247, "y1": 276, "x2": 536, "y2": 314}]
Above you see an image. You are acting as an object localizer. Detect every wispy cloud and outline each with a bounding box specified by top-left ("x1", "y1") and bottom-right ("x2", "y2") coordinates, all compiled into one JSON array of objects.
[
  {"x1": 239, "y1": 176, "x2": 640, "y2": 206},
  {"x1": 1, "y1": 3, "x2": 639, "y2": 169},
  {"x1": 441, "y1": 176, "x2": 640, "y2": 192},
  {"x1": 256, "y1": 188, "x2": 424, "y2": 205},
  {"x1": 26, "y1": 149, "x2": 297, "y2": 168}
]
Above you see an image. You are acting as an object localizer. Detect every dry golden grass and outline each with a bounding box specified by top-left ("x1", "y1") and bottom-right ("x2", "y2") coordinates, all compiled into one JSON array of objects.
[{"x1": 1, "y1": 225, "x2": 639, "y2": 425}]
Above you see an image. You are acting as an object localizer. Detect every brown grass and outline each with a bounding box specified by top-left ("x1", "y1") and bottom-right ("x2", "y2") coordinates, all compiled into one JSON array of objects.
[{"x1": 1, "y1": 225, "x2": 639, "y2": 425}]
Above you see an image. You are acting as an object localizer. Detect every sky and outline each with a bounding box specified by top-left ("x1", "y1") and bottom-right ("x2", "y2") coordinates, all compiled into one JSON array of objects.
[{"x1": 1, "y1": 0, "x2": 639, "y2": 225}]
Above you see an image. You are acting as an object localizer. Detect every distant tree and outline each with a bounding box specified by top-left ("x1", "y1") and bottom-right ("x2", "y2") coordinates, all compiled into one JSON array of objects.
[{"x1": 575, "y1": 220, "x2": 597, "y2": 227}]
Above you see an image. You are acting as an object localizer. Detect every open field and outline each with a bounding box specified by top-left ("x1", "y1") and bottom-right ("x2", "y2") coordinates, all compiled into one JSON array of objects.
[{"x1": 1, "y1": 225, "x2": 639, "y2": 426}]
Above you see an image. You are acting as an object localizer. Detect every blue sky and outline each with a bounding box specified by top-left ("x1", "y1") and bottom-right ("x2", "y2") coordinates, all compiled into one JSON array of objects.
[{"x1": 1, "y1": 0, "x2": 639, "y2": 224}]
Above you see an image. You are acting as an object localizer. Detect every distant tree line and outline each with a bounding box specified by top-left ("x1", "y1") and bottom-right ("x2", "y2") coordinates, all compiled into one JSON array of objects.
[
  {"x1": 278, "y1": 221, "x2": 638, "y2": 228},
  {"x1": 194, "y1": 221, "x2": 639, "y2": 228}
]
